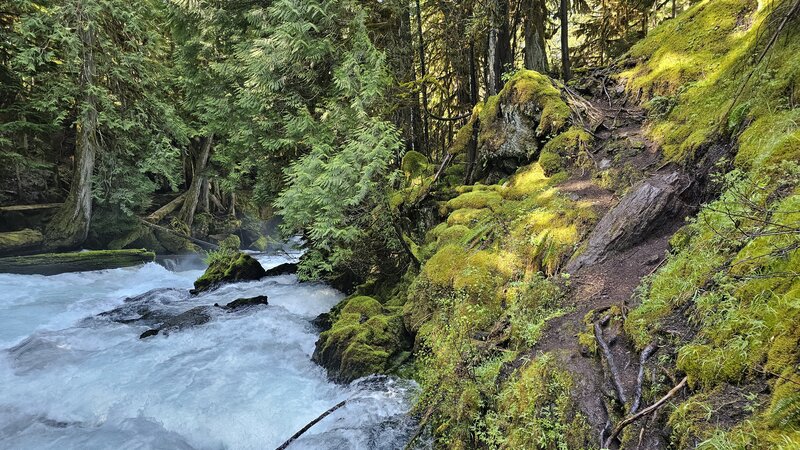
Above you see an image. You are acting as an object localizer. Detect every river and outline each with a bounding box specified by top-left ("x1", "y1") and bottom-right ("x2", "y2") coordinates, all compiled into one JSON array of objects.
[{"x1": 0, "y1": 251, "x2": 417, "y2": 449}]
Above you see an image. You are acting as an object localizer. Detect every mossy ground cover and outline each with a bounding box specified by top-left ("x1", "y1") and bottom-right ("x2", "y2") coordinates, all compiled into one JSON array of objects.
[
  {"x1": 403, "y1": 160, "x2": 598, "y2": 448},
  {"x1": 622, "y1": 0, "x2": 800, "y2": 444}
]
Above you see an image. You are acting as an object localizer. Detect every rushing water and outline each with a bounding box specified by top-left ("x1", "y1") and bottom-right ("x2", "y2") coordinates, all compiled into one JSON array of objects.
[{"x1": 0, "y1": 251, "x2": 418, "y2": 449}]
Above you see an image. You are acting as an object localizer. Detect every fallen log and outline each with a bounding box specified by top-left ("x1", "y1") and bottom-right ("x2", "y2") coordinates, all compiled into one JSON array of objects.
[
  {"x1": 0, "y1": 249, "x2": 155, "y2": 275},
  {"x1": 0, "y1": 203, "x2": 62, "y2": 213},
  {"x1": 138, "y1": 219, "x2": 219, "y2": 250},
  {"x1": 146, "y1": 193, "x2": 186, "y2": 223},
  {"x1": 275, "y1": 400, "x2": 347, "y2": 450}
]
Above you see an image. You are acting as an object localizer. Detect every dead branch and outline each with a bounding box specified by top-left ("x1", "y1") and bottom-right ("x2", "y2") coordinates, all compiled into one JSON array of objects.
[
  {"x1": 275, "y1": 400, "x2": 347, "y2": 450},
  {"x1": 604, "y1": 376, "x2": 688, "y2": 448}
]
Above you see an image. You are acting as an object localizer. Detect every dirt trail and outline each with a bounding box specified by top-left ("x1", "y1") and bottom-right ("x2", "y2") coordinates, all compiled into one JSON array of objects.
[{"x1": 529, "y1": 77, "x2": 683, "y2": 449}]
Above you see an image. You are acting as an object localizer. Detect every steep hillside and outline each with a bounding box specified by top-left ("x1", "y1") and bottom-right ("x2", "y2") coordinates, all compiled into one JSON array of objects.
[{"x1": 312, "y1": 1, "x2": 800, "y2": 448}]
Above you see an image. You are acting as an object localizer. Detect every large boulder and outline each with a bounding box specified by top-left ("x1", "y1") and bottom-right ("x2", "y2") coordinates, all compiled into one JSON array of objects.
[
  {"x1": 312, "y1": 296, "x2": 411, "y2": 383},
  {"x1": 191, "y1": 251, "x2": 266, "y2": 294},
  {"x1": 473, "y1": 70, "x2": 571, "y2": 182},
  {"x1": 566, "y1": 170, "x2": 690, "y2": 271}
]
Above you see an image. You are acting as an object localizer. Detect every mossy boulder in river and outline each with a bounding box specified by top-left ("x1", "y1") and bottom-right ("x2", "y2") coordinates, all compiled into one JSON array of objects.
[
  {"x1": 191, "y1": 251, "x2": 266, "y2": 294},
  {"x1": 313, "y1": 296, "x2": 411, "y2": 383}
]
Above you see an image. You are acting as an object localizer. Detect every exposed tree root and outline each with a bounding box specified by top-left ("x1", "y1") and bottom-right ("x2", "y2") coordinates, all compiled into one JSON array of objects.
[
  {"x1": 630, "y1": 343, "x2": 658, "y2": 414},
  {"x1": 595, "y1": 320, "x2": 627, "y2": 405}
]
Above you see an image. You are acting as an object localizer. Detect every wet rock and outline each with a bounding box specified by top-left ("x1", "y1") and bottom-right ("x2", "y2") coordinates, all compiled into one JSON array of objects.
[
  {"x1": 221, "y1": 295, "x2": 269, "y2": 310},
  {"x1": 139, "y1": 306, "x2": 213, "y2": 339},
  {"x1": 313, "y1": 296, "x2": 412, "y2": 383},
  {"x1": 264, "y1": 262, "x2": 297, "y2": 277},
  {"x1": 191, "y1": 251, "x2": 266, "y2": 295},
  {"x1": 567, "y1": 170, "x2": 690, "y2": 271},
  {"x1": 139, "y1": 329, "x2": 160, "y2": 339}
]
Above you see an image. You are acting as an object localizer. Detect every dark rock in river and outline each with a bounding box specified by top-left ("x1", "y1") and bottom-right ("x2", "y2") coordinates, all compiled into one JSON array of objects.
[
  {"x1": 191, "y1": 251, "x2": 266, "y2": 295},
  {"x1": 139, "y1": 306, "x2": 213, "y2": 339},
  {"x1": 221, "y1": 295, "x2": 269, "y2": 310},
  {"x1": 263, "y1": 262, "x2": 297, "y2": 277}
]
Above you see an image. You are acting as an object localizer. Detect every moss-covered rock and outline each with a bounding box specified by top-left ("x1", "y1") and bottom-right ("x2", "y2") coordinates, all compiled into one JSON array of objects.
[
  {"x1": 219, "y1": 234, "x2": 241, "y2": 251},
  {"x1": 0, "y1": 228, "x2": 44, "y2": 256},
  {"x1": 313, "y1": 295, "x2": 411, "y2": 383},
  {"x1": 249, "y1": 235, "x2": 269, "y2": 252},
  {"x1": 471, "y1": 70, "x2": 571, "y2": 181},
  {"x1": 401, "y1": 150, "x2": 431, "y2": 179},
  {"x1": 191, "y1": 251, "x2": 266, "y2": 294}
]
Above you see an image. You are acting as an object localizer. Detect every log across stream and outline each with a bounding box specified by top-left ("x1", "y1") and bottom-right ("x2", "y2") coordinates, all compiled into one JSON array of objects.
[{"x1": 0, "y1": 251, "x2": 419, "y2": 449}]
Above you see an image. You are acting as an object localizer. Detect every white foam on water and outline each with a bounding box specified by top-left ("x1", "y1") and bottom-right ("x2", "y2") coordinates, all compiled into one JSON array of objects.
[{"x1": 0, "y1": 253, "x2": 417, "y2": 449}]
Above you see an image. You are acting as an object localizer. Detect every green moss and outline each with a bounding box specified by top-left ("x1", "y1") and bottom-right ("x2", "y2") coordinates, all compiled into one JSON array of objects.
[
  {"x1": 538, "y1": 127, "x2": 594, "y2": 176},
  {"x1": 193, "y1": 251, "x2": 266, "y2": 294},
  {"x1": 219, "y1": 234, "x2": 241, "y2": 251},
  {"x1": 249, "y1": 235, "x2": 269, "y2": 251},
  {"x1": 314, "y1": 295, "x2": 411, "y2": 383},
  {"x1": 486, "y1": 355, "x2": 593, "y2": 449},
  {"x1": 401, "y1": 150, "x2": 431, "y2": 179},
  {"x1": 478, "y1": 70, "x2": 570, "y2": 151},
  {"x1": 446, "y1": 190, "x2": 502, "y2": 211}
]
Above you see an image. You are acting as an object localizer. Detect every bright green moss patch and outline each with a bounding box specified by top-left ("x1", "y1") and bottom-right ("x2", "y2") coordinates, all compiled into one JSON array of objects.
[
  {"x1": 446, "y1": 189, "x2": 502, "y2": 211},
  {"x1": 538, "y1": 127, "x2": 594, "y2": 176},
  {"x1": 401, "y1": 150, "x2": 431, "y2": 179}
]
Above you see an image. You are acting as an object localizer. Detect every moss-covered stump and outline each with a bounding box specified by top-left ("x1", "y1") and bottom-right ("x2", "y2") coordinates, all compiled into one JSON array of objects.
[
  {"x1": 191, "y1": 251, "x2": 266, "y2": 294},
  {"x1": 0, "y1": 249, "x2": 155, "y2": 275},
  {"x1": 313, "y1": 296, "x2": 411, "y2": 383},
  {"x1": 0, "y1": 229, "x2": 44, "y2": 256}
]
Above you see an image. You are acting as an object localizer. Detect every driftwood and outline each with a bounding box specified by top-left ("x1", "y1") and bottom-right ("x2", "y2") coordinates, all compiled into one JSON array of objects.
[
  {"x1": 275, "y1": 400, "x2": 347, "y2": 450},
  {"x1": 594, "y1": 321, "x2": 627, "y2": 405},
  {"x1": 146, "y1": 193, "x2": 186, "y2": 222},
  {"x1": 630, "y1": 343, "x2": 658, "y2": 414},
  {"x1": 0, "y1": 249, "x2": 155, "y2": 275},
  {"x1": 138, "y1": 219, "x2": 219, "y2": 250},
  {"x1": 604, "y1": 376, "x2": 689, "y2": 448}
]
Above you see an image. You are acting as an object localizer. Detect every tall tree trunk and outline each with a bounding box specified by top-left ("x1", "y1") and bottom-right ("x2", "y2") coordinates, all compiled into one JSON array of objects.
[
  {"x1": 414, "y1": 0, "x2": 430, "y2": 156},
  {"x1": 559, "y1": 0, "x2": 571, "y2": 80},
  {"x1": 523, "y1": 0, "x2": 548, "y2": 73},
  {"x1": 199, "y1": 178, "x2": 210, "y2": 213},
  {"x1": 178, "y1": 134, "x2": 213, "y2": 228},
  {"x1": 486, "y1": 0, "x2": 512, "y2": 96},
  {"x1": 45, "y1": 1, "x2": 97, "y2": 251}
]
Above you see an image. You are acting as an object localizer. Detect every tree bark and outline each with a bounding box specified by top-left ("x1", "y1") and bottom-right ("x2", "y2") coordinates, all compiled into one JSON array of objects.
[
  {"x1": 560, "y1": 0, "x2": 571, "y2": 81},
  {"x1": 414, "y1": 0, "x2": 430, "y2": 156},
  {"x1": 178, "y1": 134, "x2": 213, "y2": 228},
  {"x1": 45, "y1": 0, "x2": 97, "y2": 251},
  {"x1": 523, "y1": 0, "x2": 548, "y2": 73},
  {"x1": 487, "y1": 0, "x2": 512, "y2": 95}
]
